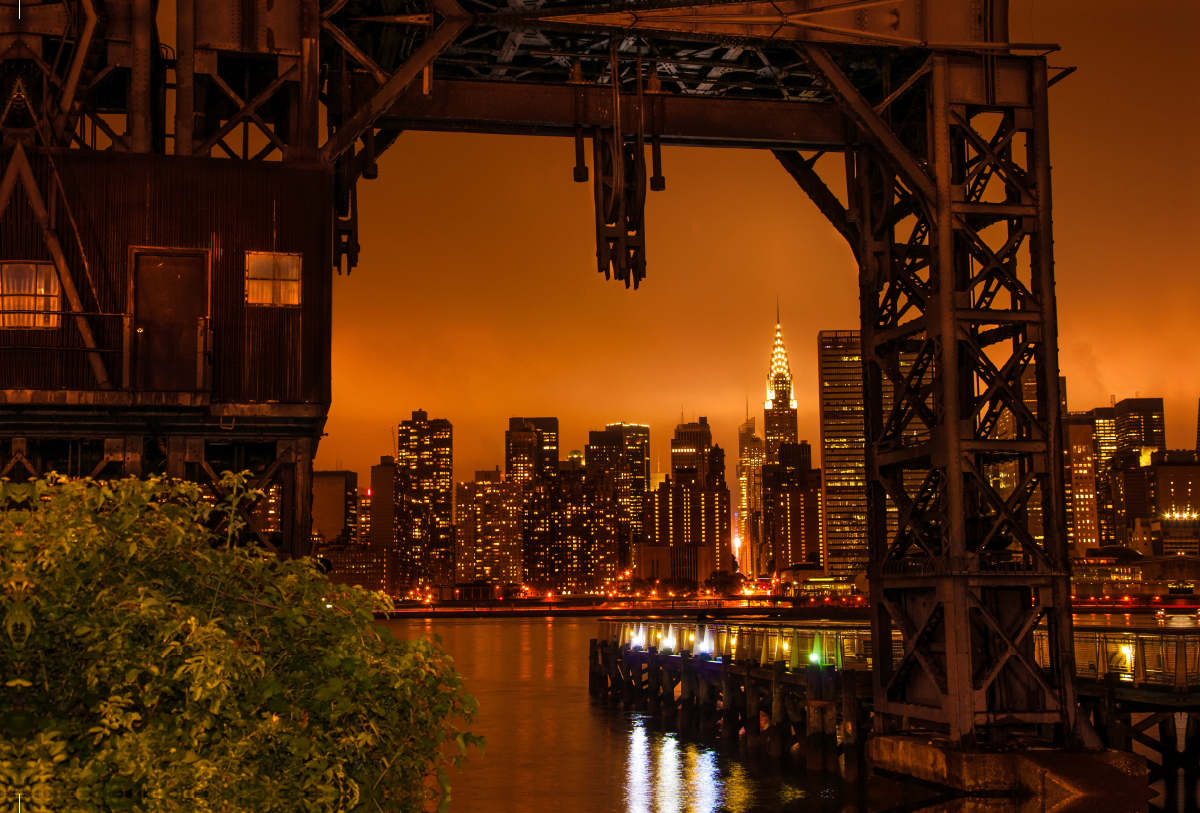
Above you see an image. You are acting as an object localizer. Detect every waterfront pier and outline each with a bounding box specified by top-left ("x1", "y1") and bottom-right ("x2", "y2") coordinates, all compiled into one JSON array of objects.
[{"x1": 591, "y1": 617, "x2": 1200, "y2": 806}]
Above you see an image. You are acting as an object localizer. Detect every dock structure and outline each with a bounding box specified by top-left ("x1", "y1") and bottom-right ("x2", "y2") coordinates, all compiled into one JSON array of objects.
[
  {"x1": 591, "y1": 618, "x2": 1200, "y2": 804},
  {"x1": 588, "y1": 625, "x2": 868, "y2": 768}
]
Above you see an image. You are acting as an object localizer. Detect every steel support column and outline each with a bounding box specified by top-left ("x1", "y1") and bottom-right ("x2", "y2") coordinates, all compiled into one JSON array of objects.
[{"x1": 818, "y1": 49, "x2": 1083, "y2": 745}]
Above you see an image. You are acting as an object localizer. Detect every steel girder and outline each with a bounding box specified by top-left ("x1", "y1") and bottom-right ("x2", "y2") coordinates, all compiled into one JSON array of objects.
[
  {"x1": 806, "y1": 48, "x2": 1083, "y2": 746},
  {"x1": 2, "y1": 2, "x2": 1085, "y2": 742}
]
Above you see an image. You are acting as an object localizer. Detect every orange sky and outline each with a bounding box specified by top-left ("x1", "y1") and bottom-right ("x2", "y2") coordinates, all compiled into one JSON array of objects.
[{"x1": 313, "y1": 0, "x2": 1200, "y2": 484}]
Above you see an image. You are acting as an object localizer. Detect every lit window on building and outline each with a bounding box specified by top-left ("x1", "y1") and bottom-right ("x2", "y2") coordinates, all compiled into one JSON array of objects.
[
  {"x1": 0, "y1": 262, "x2": 60, "y2": 329},
  {"x1": 246, "y1": 252, "x2": 301, "y2": 306}
]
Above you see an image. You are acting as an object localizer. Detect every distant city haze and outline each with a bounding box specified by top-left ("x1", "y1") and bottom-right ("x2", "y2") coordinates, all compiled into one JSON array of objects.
[{"x1": 313, "y1": 0, "x2": 1200, "y2": 484}]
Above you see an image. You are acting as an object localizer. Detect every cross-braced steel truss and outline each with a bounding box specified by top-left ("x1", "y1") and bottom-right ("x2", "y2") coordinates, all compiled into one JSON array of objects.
[
  {"x1": 812, "y1": 48, "x2": 1086, "y2": 746},
  {"x1": 1, "y1": 1, "x2": 1087, "y2": 745}
]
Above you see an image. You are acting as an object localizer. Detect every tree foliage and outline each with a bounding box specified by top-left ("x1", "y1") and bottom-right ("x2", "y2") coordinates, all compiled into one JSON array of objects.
[
  {"x1": 704, "y1": 570, "x2": 745, "y2": 595},
  {"x1": 0, "y1": 475, "x2": 481, "y2": 812}
]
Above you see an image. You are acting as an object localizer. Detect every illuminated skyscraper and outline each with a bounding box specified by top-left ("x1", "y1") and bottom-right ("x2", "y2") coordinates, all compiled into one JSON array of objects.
[
  {"x1": 641, "y1": 474, "x2": 732, "y2": 582},
  {"x1": 1091, "y1": 406, "x2": 1119, "y2": 545},
  {"x1": 505, "y1": 424, "x2": 540, "y2": 484},
  {"x1": 641, "y1": 420, "x2": 732, "y2": 581},
  {"x1": 1064, "y1": 413, "x2": 1099, "y2": 554},
  {"x1": 358, "y1": 488, "x2": 372, "y2": 546},
  {"x1": 818, "y1": 331, "x2": 866, "y2": 580},
  {"x1": 455, "y1": 469, "x2": 523, "y2": 585},
  {"x1": 585, "y1": 423, "x2": 651, "y2": 566},
  {"x1": 506, "y1": 417, "x2": 560, "y2": 483},
  {"x1": 1099, "y1": 398, "x2": 1166, "y2": 550},
  {"x1": 396, "y1": 410, "x2": 454, "y2": 588},
  {"x1": 773, "y1": 470, "x2": 823, "y2": 571},
  {"x1": 764, "y1": 320, "x2": 799, "y2": 463},
  {"x1": 736, "y1": 417, "x2": 764, "y2": 575},
  {"x1": 671, "y1": 416, "x2": 712, "y2": 480},
  {"x1": 554, "y1": 467, "x2": 619, "y2": 591},
  {"x1": 763, "y1": 442, "x2": 821, "y2": 572},
  {"x1": 506, "y1": 417, "x2": 559, "y2": 587},
  {"x1": 817, "y1": 330, "x2": 928, "y2": 578},
  {"x1": 1115, "y1": 398, "x2": 1166, "y2": 457}
]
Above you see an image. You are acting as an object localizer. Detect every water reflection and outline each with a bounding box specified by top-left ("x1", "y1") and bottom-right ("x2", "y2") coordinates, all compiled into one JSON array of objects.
[
  {"x1": 625, "y1": 721, "x2": 750, "y2": 813},
  {"x1": 382, "y1": 617, "x2": 921, "y2": 813}
]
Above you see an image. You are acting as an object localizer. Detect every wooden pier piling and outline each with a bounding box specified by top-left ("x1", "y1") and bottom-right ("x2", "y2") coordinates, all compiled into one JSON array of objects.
[{"x1": 589, "y1": 634, "x2": 869, "y2": 762}]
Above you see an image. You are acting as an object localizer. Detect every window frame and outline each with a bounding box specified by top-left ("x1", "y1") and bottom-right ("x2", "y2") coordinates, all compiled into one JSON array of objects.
[
  {"x1": 0, "y1": 261, "x2": 62, "y2": 330},
  {"x1": 245, "y1": 251, "x2": 303, "y2": 308}
]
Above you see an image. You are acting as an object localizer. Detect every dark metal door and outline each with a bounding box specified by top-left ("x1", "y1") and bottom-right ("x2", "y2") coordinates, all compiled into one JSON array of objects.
[{"x1": 133, "y1": 251, "x2": 208, "y2": 391}]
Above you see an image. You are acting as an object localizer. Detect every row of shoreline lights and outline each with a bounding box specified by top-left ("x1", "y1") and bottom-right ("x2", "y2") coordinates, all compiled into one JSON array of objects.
[
  {"x1": 625, "y1": 624, "x2": 822, "y2": 664},
  {"x1": 622, "y1": 625, "x2": 1140, "y2": 682}
]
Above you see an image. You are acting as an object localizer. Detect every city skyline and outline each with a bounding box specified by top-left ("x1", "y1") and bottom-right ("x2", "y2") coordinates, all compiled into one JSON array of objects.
[
  {"x1": 312, "y1": 0, "x2": 1199, "y2": 484},
  {"x1": 317, "y1": 316, "x2": 1200, "y2": 492}
]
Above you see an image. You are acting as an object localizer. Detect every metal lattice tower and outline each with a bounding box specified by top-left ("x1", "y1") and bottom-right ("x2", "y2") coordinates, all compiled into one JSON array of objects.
[{"x1": 0, "y1": 0, "x2": 1081, "y2": 745}]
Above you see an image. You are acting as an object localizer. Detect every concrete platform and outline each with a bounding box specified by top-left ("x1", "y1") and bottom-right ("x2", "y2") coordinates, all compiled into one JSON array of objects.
[{"x1": 867, "y1": 735, "x2": 1149, "y2": 813}]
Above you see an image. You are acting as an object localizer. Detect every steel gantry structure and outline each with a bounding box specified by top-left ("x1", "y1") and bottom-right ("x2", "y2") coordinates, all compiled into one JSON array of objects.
[{"x1": 0, "y1": 0, "x2": 1086, "y2": 749}]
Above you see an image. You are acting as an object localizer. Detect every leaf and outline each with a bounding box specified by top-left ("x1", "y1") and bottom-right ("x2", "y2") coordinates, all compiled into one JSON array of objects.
[{"x1": 1, "y1": 474, "x2": 481, "y2": 810}]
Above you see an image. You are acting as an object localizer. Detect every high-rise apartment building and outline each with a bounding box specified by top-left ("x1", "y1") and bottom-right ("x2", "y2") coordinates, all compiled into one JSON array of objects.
[
  {"x1": 506, "y1": 417, "x2": 560, "y2": 483},
  {"x1": 764, "y1": 320, "x2": 799, "y2": 463},
  {"x1": 312, "y1": 470, "x2": 358, "y2": 547},
  {"x1": 358, "y1": 489, "x2": 372, "y2": 546},
  {"x1": 1091, "y1": 406, "x2": 1119, "y2": 545},
  {"x1": 640, "y1": 420, "x2": 733, "y2": 581},
  {"x1": 1064, "y1": 413, "x2": 1099, "y2": 554},
  {"x1": 762, "y1": 442, "x2": 821, "y2": 573},
  {"x1": 1092, "y1": 407, "x2": 1119, "y2": 465},
  {"x1": 1112, "y1": 450, "x2": 1200, "y2": 555},
  {"x1": 817, "y1": 329, "x2": 928, "y2": 579},
  {"x1": 641, "y1": 475, "x2": 732, "y2": 582},
  {"x1": 671, "y1": 416, "x2": 717, "y2": 483},
  {"x1": 324, "y1": 547, "x2": 397, "y2": 594},
  {"x1": 369, "y1": 456, "x2": 397, "y2": 551},
  {"x1": 395, "y1": 410, "x2": 454, "y2": 588},
  {"x1": 505, "y1": 417, "x2": 559, "y2": 587},
  {"x1": 668, "y1": 417, "x2": 726, "y2": 489},
  {"x1": 774, "y1": 469, "x2": 823, "y2": 572},
  {"x1": 1115, "y1": 398, "x2": 1166, "y2": 458},
  {"x1": 554, "y1": 468, "x2": 620, "y2": 591},
  {"x1": 585, "y1": 423, "x2": 651, "y2": 567},
  {"x1": 736, "y1": 417, "x2": 765, "y2": 575},
  {"x1": 818, "y1": 331, "x2": 867, "y2": 580},
  {"x1": 505, "y1": 424, "x2": 540, "y2": 485},
  {"x1": 455, "y1": 469, "x2": 523, "y2": 585}
]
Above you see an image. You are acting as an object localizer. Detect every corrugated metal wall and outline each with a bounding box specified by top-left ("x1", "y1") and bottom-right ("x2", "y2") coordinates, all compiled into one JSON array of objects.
[{"x1": 0, "y1": 150, "x2": 333, "y2": 403}]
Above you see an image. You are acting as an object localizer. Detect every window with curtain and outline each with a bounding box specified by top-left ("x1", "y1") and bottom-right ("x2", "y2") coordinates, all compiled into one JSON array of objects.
[
  {"x1": 245, "y1": 252, "x2": 301, "y2": 306},
  {"x1": 0, "y1": 262, "x2": 61, "y2": 328}
]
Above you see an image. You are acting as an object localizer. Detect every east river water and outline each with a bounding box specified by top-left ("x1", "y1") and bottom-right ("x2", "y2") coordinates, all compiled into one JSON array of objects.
[
  {"x1": 381, "y1": 616, "x2": 937, "y2": 813},
  {"x1": 380, "y1": 614, "x2": 1200, "y2": 812}
]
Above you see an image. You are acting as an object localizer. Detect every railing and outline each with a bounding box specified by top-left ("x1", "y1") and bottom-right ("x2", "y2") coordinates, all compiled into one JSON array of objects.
[
  {"x1": 598, "y1": 619, "x2": 875, "y2": 672},
  {"x1": 1063, "y1": 627, "x2": 1200, "y2": 689},
  {"x1": 599, "y1": 618, "x2": 1200, "y2": 691}
]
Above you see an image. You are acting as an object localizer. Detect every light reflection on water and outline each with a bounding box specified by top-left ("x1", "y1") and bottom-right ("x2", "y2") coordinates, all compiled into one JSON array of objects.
[
  {"x1": 383, "y1": 616, "x2": 874, "y2": 813},
  {"x1": 624, "y1": 723, "x2": 754, "y2": 813},
  {"x1": 382, "y1": 616, "x2": 1185, "y2": 813}
]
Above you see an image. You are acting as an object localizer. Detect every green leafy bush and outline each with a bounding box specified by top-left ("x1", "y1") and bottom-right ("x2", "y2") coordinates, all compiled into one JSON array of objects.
[{"x1": 0, "y1": 475, "x2": 481, "y2": 812}]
